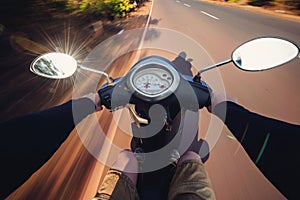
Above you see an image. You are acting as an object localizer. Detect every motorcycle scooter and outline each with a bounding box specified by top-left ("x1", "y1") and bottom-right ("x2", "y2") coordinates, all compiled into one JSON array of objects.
[{"x1": 30, "y1": 29, "x2": 299, "y2": 199}]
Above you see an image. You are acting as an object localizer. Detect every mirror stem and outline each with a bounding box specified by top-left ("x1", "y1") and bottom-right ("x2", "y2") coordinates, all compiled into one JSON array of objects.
[
  {"x1": 198, "y1": 59, "x2": 232, "y2": 75},
  {"x1": 78, "y1": 64, "x2": 113, "y2": 84}
]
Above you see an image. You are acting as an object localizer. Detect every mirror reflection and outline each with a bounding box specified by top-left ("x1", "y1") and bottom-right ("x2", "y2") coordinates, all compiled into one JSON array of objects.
[
  {"x1": 232, "y1": 37, "x2": 299, "y2": 71},
  {"x1": 30, "y1": 52, "x2": 77, "y2": 79}
]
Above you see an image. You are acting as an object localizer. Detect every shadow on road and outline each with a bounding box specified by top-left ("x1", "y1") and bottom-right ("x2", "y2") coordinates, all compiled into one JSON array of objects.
[{"x1": 171, "y1": 51, "x2": 194, "y2": 76}]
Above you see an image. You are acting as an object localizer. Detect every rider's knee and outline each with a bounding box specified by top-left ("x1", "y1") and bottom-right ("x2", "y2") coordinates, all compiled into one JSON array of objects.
[
  {"x1": 111, "y1": 149, "x2": 138, "y2": 184},
  {"x1": 178, "y1": 151, "x2": 201, "y2": 166}
]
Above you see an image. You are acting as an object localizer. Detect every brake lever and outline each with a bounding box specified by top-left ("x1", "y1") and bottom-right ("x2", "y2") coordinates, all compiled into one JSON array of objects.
[{"x1": 127, "y1": 104, "x2": 149, "y2": 127}]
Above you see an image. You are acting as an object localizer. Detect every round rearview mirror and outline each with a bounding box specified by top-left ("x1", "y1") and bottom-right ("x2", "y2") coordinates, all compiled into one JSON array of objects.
[
  {"x1": 30, "y1": 52, "x2": 77, "y2": 79},
  {"x1": 232, "y1": 37, "x2": 299, "y2": 71}
]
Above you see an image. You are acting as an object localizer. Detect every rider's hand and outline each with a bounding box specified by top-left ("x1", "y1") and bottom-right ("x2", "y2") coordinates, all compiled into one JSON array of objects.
[
  {"x1": 186, "y1": 136, "x2": 210, "y2": 164},
  {"x1": 83, "y1": 93, "x2": 102, "y2": 111},
  {"x1": 207, "y1": 92, "x2": 237, "y2": 113},
  {"x1": 177, "y1": 151, "x2": 201, "y2": 165}
]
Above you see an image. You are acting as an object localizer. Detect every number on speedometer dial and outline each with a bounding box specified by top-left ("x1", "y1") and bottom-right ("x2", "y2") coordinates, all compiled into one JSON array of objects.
[{"x1": 134, "y1": 68, "x2": 173, "y2": 95}]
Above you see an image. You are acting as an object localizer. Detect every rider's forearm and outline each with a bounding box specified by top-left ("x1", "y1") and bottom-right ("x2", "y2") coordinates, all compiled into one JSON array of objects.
[
  {"x1": 213, "y1": 101, "x2": 299, "y2": 161},
  {"x1": 0, "y1": 97, "x2": 97, "y2": 199},
  {"x1": 0, "y1": 97, "x2": 96, "y2": 145},
  {"x1": 213, "y1": 101, "x2": 300, "y2": 199}
]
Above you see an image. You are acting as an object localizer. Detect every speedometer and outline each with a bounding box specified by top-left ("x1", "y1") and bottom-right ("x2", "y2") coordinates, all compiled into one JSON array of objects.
[
  {"x1": 127, "y1": 56, "x2": 181, "y2": 101},
  {"x1": 134, "y1": 68, "x2": 173, "y2": 95}
]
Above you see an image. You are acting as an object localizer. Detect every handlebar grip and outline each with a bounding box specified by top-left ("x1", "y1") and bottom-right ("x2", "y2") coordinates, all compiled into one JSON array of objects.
[
  {"x1": 190, "y1": 81, "x2": 211, "y2": 109},
  {"x1": 172, "y1": 79, "x2": 211, "y2": 111},
  {"x1": 98, "y1": 80, "x2": 133, "y2": 111},
  {"x1": 98, "y1": 84, "x2": 114, "y2": 110}
]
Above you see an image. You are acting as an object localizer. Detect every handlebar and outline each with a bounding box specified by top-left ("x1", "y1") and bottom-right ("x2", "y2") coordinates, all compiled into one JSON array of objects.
[{"x1": 98, "y1": 76, "x2": 211, "y2": 112}]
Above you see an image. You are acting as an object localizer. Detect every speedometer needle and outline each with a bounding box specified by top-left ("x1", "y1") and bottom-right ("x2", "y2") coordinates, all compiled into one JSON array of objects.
[{"x1": 145, "y1": 83, "x2": 149, "y2": 89}]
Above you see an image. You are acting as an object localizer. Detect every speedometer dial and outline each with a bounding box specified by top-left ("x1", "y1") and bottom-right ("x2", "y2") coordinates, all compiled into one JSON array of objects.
[
  {"x1": 127, "y1": 56, "x2": 181, "y2": 101},
  {"x1": 134, "y1": 68, "x2": 173, "y2": 95}
]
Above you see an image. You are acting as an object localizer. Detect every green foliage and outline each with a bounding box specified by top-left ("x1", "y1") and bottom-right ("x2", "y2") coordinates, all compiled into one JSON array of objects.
[
  {"x1": 79, "y1": 0, "x2": 105, "y2": 14},
  {"x1": 63, "y1": 0, "x2": 136, "y2": 18},
  {"x1": 104, "y1": 0, "x2": 135, "y2": 18}
]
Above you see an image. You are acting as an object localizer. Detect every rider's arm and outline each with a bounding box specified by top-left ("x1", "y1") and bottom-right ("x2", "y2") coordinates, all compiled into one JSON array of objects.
[
  {"x1": 0, "y1": 93, "x2": 101, "y2": 199},
  {"x1": 213, "y1": 101, "x2": 300, "y2": 162},
  {"x1": 210, "y1": 93, "x2": 300, "y2": 199},
  {"x1": 0, "y1": 94, "x2": 100, "y2": 152}
]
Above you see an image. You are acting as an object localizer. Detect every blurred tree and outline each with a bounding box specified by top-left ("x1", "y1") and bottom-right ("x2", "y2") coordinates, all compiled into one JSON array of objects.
[
  {"x1": 104, "y1": 0, "x2": 135, "y2": 19},
  {"x1": 63, "y1": 0, "x2": 136, "y2": 18},
  {"x1": 248, "y1": 0, "x2": 300, "y2": 15},
  {"x1": 274, "y1": 0, "x2": 300, "y2": 10},
  {"x1": 248, "y1": 0, "x2": 273, "y2": 6}
]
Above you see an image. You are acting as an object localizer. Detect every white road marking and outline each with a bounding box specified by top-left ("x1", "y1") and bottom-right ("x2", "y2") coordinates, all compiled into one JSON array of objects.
[
  {"x1": 134, "y1": 0, "x2": 154, "y2": 61},
  {"x1": 184, "y1": 3, "x2": 191, "y2": 7},
  {"x1": 176, "y1": 0, "x2": 180, "y2": 3},
  {"x1": 117, "y1": 29, "x2": 124, "y2": 35},
  {"x1": 200, "y1": 11, "x2": 219, "y2": 20},
  {"x1": 145, "y1": 0, "x2": 154, "y2": 28}
]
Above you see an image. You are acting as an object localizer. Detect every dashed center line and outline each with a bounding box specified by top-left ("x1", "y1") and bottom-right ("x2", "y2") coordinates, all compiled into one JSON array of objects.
[
  {"x1": 200, "y1": 11, "x2": 219, "y2": 20},
  {"x1": 174, "y1": 0, "x2": 220, "y2": 21}
]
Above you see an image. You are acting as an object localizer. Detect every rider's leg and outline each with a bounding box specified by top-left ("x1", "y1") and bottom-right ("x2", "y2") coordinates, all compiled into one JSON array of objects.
[
  {"x1": 168, "y1": 151, "x2": 216, "y2": 200},
  {"x1": 93, "y1": 150, "x2": 139, "y2": 200}
]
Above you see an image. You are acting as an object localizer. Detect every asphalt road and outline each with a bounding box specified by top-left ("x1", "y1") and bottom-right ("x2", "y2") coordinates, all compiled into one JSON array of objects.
[
  {"x1": 3, "y1": 0, "x2": 300, "y2": 199},
  {"x1": 146, "y1": 0, "x2": 300, "y2": 199}
]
